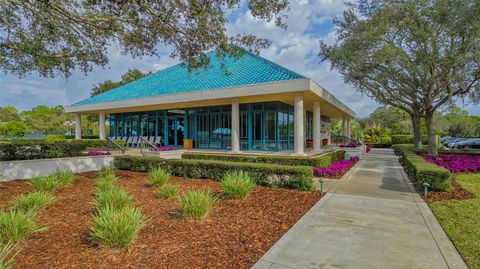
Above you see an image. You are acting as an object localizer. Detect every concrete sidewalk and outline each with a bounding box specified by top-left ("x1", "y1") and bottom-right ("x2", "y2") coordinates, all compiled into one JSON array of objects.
[{"x1": 252, "y1": 149, "x2": 467, "y2": 269}]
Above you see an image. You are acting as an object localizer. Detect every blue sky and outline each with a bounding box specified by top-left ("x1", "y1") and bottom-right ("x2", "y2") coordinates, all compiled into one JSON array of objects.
[{"x1": 0, "y1": 0, "x2": 478, "y2": 117}]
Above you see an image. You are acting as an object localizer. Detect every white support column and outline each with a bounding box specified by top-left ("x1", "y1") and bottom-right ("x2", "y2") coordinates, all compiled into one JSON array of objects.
[
  {"x1": 99, "y1": 111, "x2": 106, "y2": 140},
  {"x1": 313, "y1": 102, "x2": 321, "y2": 152},
  {"x1": 346, "y1": 118, "x2": 351, "y2": 139},
  {"x1": 342, "y1": 116, "x2": 348, "y2": 137},
  {"x1": 294, "y1": 93, "x2": 305, "y2": 155},
  {"x1": 231, "y1": 98, "x2": 241, "y2": 153},
  {"x1": 75, "y1": 113, "x2": 82, "y2": 140}
]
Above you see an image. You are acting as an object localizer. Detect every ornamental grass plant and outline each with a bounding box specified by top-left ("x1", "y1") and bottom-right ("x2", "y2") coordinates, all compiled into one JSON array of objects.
[
  {"x1": 50, "y1": 170, "x2": 76, "y2": 187},
  {"x1": 29, "y1": 175, "x2": 60, "y2": 193},
  {"x1": 90, "y1": 205, "x2": 146, "y2": 248},
  {"x1": 0, "y1": 243, "x2": 16, "y2": 269},
  {"x1": 147, "y1": 167, "x2": 171, "y2": 187},
  {"x1": 179, "y1": 190, "x2": 217, "y2": 220},
  {"x1": 95, "y1": 174, "x2": 117, "y2": 193},
  {"x1": 93, "y1": 187, "x2": 133, "y2": 211},
  {"x1": 158, "y1": 184, "x2": 179, "y2": 199},
  {"x1": 12, "y1": 191, "x2": 54, "y2": 213},
  {"x1": 98, "y1": 166, "x2": 115, "y2": 178},
  {"x1": 0, "y1": 210, "x2": 44, "y2": 244},
  {"x1": 221, "y1": 171, "x2": 255, "y2": 199}
]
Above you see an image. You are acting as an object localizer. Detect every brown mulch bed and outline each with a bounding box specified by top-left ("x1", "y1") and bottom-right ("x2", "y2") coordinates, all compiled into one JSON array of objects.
[
  {"x1": 4, "y1": 170, "x2": 321, "y2": 269},
  {"x1": 423, "y1": 175, "x2": 474, "y2": 203},
  {"x1": 0, "y1": 180, "x2": 32, "y2": 210}
]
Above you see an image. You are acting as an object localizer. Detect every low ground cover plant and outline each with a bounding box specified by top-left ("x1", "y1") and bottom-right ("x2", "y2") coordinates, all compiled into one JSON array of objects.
[
  {"x1": 179, "y1": 190, "x2": 217, "y2": 220},
  {"x1": 420, "y1": 153, "x2": 480, "y2": 173},
  {"x1": 0, "y1": 243, "x2": 16, "y2": 269},
  {"x1": 0, "y1": 210, "x2": 44, "y2": 244},
  {"x1": 90, "y1": 205, "x2": 146, "y2": 248},
  {"x1": 221, "y1": 171, "x2": 255, "y2": 199},
  {"x1": 313, "y1": 157, "x2": 359, "y2": 178},
  {"x1": 147, "y1": 167, "x2": 171, "y2": 187},
  {"x1": 87, "y1": 150, "x2": 111, "y2": 156},
  {"x1": 158, "y1": 184, "x2": 179, "y2": 199},
  {"x1": 12, "y1": 191, "x2": 54, "y2": 213}
]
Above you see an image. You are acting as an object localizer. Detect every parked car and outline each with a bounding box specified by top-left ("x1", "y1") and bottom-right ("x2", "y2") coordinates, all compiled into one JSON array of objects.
[{"x1": 443, "y1": 137, "x2": 480, "y2": 149}]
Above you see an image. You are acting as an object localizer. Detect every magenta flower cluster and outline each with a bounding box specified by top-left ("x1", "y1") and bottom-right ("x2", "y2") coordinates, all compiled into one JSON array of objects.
[
  {"x1": 313, "y1": 156, "x2": 360, "y2": 178},
  {"x1": 421, "y1": 153, "x2": 480, "y2": 173},
  {"x1": 366, "y1": 146, "x2": 372, "y2": 153},
  {"x1": 87, "y1": 150, "x2": 111, "y2": 156},
  {"x1": 157, "y1": 146, "x2": 176, "y2": 151}
]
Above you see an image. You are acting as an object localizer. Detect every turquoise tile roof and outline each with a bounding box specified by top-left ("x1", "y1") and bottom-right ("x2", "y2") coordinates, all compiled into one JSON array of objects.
[{"x1": 74, "y1": 48, "x2": 305, "y2": 105}]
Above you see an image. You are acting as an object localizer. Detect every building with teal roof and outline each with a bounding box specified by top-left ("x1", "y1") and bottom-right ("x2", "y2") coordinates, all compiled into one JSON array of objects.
[{"x1": 66, "y1": 48, "x2": 355, "y2": 154}]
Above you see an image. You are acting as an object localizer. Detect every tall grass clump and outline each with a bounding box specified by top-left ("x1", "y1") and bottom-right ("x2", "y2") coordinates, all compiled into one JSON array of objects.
[
  {"x1": 93, "y1": 187, "x2": 133, "y2": 211},
  {"x1": 95, "y1": 174, "x2": 117, "y2": 193},
  {"x1": 0, "y1": 243, "x2": 16, "y2": 269},
  {"x1": 147, "y1": 167, "x2": 171, "y2": 187},
  {"x1": 12, "y1": 191, "x2": 54, "y2": 213},
  {"x1": 158, "y1": 184, "x2": 179, "y2": 199},
  {"x1": 29, "y1": 175, "x2": 60, "y2": 193},
  {"x1": 98, "y1": 166, "x2": 115, "y2": 178},
  {"x1": 0, "y1": 210, "x2": 44, "y2": 244},
  {"x1": 50, "y1": 170, "x2": 75, "y2": 187},
  {"x1": 90, "y1": 206, "x2": 146, "y2": 248},
  {"x1": 179, "y1": 190, "x2": 217, "y2": 220},
  {"x1": 221, "y1": 171, "x2": 255, "y2": 199}
]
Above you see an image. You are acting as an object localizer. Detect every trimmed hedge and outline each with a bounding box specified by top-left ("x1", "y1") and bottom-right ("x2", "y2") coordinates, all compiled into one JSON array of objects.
[
  {"x1": 0, "y1": 141, "x2": 87, "y2": 161},
  {"x1": 114, "y1": 156, "x2": 314, "y2": 191},
  {"x1": 396, "y1": 149, "x2": 452, "y2": 191},
  {"x1": 365, "y1": 143, "x2": 391, "y2": 148},
  {"x1": 390, "y1": 135, "x2": 442, "y2": 145},
  {"x1": 181, "y1": 150, "x2": 345, "y2": 168}
]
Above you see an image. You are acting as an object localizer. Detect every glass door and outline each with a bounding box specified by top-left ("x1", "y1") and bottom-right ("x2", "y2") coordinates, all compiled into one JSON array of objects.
[{"x1": 167, "y1": 116, "x2": 185, "y2": 147}]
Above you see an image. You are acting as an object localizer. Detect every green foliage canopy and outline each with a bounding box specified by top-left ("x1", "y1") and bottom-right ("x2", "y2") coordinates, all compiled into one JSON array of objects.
[{"x1": 1, "y1": 0, "x2": 289, "y2": 77}]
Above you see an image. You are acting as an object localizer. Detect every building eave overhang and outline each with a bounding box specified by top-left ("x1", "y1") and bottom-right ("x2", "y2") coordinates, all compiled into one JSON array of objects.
[{"x1": 65, "y1": 78, "x2": 356, "y2": 118}]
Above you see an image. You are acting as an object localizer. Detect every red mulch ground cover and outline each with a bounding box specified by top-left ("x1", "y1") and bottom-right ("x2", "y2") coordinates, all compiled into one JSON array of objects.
[
  {"x1": 423, "y1": 175, "x2": 474, "y2": 203},
  {"x1": 0, "y1": 180, "x2": 32, "y2": 210},
  {"x1": 3, "y1": 171, "x2": 321, "y2": 269}
]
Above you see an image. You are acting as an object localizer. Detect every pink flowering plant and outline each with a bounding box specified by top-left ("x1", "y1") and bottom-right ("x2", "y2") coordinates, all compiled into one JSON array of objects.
[
  {"x1": 313, "y1": 156, "x2": 359, "y2": 178},
  {"x1": 87, "y1": 150, "x2": 111, "y2": 156},
  {"x1": 157, "y1": 146, "x2": 176, "y2": 151},
  {"x1": 421, "y1": 153, "x2": 480, "y2": 173}
]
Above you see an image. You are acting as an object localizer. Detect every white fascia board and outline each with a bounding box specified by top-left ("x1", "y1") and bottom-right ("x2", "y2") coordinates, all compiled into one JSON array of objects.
[
  {"x1": 65, "y1": 79, "x2": 311, "y2": 113},
  {"x1": 309, "y1": 79, "x2": 356, "y2": 118}
]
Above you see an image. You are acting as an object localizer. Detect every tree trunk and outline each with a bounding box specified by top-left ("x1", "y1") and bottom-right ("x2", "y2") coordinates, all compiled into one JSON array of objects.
[
  {"x1": 410, "y1": 113, "x2": 422, "y2": 148},
  {"x1": 425, "y1": 111, "x2": 438, "y2": 156}
]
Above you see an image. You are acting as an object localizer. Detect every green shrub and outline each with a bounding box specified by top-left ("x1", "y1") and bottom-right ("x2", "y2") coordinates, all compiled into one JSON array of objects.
[
  {"x1": 115, "y1": 156, "x2": 314, "y2": 191},
  {"x1": 44, "y1": 134, "x2": 66, "y2": 143},
  {"x1": 12, "y1": 191, "x2": 54, "y2": 213},
  {"x1": 221, "y1": 171, "x2": 255, "y2": 199},
  {"x1": 147, "y1": 167, "x2": 171, "y2": 187},
  {"x1": 93, "y1": 187, "x2": 133, "y2": 211},
  {"x1": 391, "y1": 135, "x2": 438, "y2": 145},
  {"x1": 98, "y1": 166, "x2": 115, "y2": 178},
  {"x1": 0, "y1": 243, "x2": 16, "y2": 269},
  {"x1": 0, "y1": 140, "x2": 87, "y2": 161},
  {"x1": 90, "y1": 206, "x2": 146, "y2": 248},
  {"x1": 0, "y1": 210, "x2": 44, "y2": 244},
  {"x1": 50, "y1": 170, "x2": 76, "y2": 187},
  {"x1": 179, "y1": 190, "x2": 217, "y2": 220},
  {"x1": 29, "y1": 175, "x2": 60, "y2": 193},
  {"x1": 181, "y1": 151, "x2": 345, "y2": 168},
  {"x1": 397, "y1": 150, "x2": 452, "y2": 191},
  {"x1": 158, "y1": 184, "x2": 179, "y2": 199}
]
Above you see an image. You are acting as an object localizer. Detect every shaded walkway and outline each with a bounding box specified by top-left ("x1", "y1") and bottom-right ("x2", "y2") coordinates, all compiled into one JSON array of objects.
[{"x1": 252, "y1": 149, "x2": 467, "y2": 269}]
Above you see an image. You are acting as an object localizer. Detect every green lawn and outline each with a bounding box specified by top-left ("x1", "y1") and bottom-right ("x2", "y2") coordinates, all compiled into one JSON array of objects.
[{"x1": 429, "y1": 174, "x2": 480, "y2": 269}]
